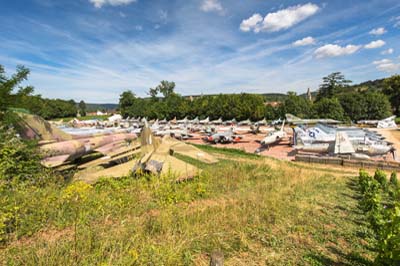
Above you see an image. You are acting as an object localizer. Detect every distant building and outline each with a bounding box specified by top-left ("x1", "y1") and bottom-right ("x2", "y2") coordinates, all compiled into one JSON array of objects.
[
  {"x1": 307, "y1": 88, "x2": 312, "y2": 101},
  {"x1": 96, "y1": 110, "x2": 107, "y2": 116},
  {"x1": 265, "y1": 101, "x2": 281, "y2": 107}
]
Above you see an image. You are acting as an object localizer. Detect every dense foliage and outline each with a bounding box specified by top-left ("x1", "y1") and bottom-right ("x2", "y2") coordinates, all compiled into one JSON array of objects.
[
  {"x1": 358, "y1": 169, "x2": 400, "y2": 265},
  {"x1": 120, "y1": 73, "x2": 397, "y2": 122},
  {"x1": 0, "y1": 65, "x2": 77, "y2": 120},
  {"x1": 120, "y1": 82, "x2": 266, "y2": 121}
]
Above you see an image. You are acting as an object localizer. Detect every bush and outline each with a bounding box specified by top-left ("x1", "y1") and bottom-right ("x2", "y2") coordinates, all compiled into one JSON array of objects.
[
  {"x1": 357, "y1": 169, "x2": 400, "y2": 265},
  {"x1": 0, "y1": 127, "x2": 48, "y2": 186},
  {"x1": 374, "y1": 169, "x2": 387, "y2": 188}
]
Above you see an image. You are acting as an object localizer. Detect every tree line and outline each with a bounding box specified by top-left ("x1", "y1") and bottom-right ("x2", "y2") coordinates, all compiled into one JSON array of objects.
[
  {"x1": 0, "y1": 65, "x2": 82, "y2": 120},
  {"x1": 1, "y1": 64, "x2": 399, "y2": 122},
  {"x1": 120, "y1": 72, "x2": 400, "y2": 122}
]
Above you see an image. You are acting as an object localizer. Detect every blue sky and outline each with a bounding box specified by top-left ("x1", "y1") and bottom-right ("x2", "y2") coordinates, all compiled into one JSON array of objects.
[{"x1": 1, "y1": 0, "x2": 400, "y2": 103}]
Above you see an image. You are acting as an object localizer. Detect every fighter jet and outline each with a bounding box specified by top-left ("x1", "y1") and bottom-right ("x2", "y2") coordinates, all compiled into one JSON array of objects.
[
  {"x1": 294, "y1": 131, "x2": 394, "y2": 159},
  {"x1": 210, "y1": 117, "x2": 223, "y2": 125},
  {"x1": 177, "y1": 117, "x2": 189, "y2": 124},
  {"x1": 259, "y1": 121, "x2": 287, "y2": 148},
  {"x1": 238, "y1": 119, "x2": 252, "y2": 126},
  {"x1": 199, "y1": 117, "x2": 210, "y2": 124},
  {"x1": 205, "y1": 128, "x2": 242, "y2": 144},
  {"x1": 132, "y1": 123, "x2": 218, "y2": 180},
  {"x1": 189, "y1": 117, "x2": 200, "y2": 124},
  {"x1": 255, "y1": 118, "x2": 267, "y2": 126},
  {"x1": 357, "y1": 116, "x2": 397, "y2": 128},
  {"x1": 159, "y1": 118, "x2": 168, "y2": 124},
  {"x1": 223, "y1": 118, "x2": 237, "y2": 125},
  {"x1": 16, "y1": 113, "x2": 138, "y2": 167},
  {"x1": 40, "y1": 133, "x2": 137, "y2": 167},
  {"x1": 154, "y1": 128, "x2": 194, "y2": 140},
  {"x1": 286, "y1": 114, "x2": 341, "y2": 125},
  {"x1": 249, "y1": 124, "x2": 261, "y2": 134}
]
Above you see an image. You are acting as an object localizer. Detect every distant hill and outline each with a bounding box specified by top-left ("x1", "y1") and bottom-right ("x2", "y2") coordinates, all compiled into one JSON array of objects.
[
  {"x1": 301, "y1": 78, "x2": 386, "y2": 98},
  {"x1": 84, "y1": 103, "x2": 119, "y2": 112}
]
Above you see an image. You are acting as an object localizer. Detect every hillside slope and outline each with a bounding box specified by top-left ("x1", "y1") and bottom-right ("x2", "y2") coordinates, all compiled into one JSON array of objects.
[{"x1": 1, "y1": 147, "x2": 376, "y2": 265}]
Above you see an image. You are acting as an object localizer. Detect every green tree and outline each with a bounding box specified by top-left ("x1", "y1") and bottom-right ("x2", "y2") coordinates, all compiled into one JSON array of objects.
[
  {"x1": 313, "y1": 98, "x2": 345, "y2": 121},
  {"x1": 0, "y1": 65, "x2": 31, "y2": 122},
  {"x1": 156, "y1": 81, "x2": 176, "y2": 98},
  {"x1": 279, "y1": 92, "x2": 312, "y2": 118},
  {"x1": 119, "y1": 91, "x2": 137, "y2": 118},
  {"x1": 78, "y1": 100, "x2": 87, "y2": 117},
  {"x1": 339, "y1": 91, "x2": 392, "y2": 121},
  {"x1": 317, "y1": 72, "x2": 351, "y2": 100},
  {"x1": 383, "y1": 75, "x2": 400, "y2": 115}
]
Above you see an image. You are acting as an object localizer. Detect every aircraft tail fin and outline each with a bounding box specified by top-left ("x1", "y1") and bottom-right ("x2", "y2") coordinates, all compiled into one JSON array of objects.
[
  {"x1": 285, "y1": 114, "x2": 300, "y2": 121},
  {"x1": 280, "y1": 120, "x2": 285, "y2": 132},
  {"x1": 334, "y1": 131, "x2": 355, "y2": 154}
]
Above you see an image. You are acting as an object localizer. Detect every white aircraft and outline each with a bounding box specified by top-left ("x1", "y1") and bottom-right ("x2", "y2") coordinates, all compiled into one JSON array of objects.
[
  {"x1": 358, "y1": 116, "x2": 397, "y2": 128},
  {"x1": 199, "y1": 117, "x2": 210, "y2": 124},
  {"x1": 295, "y1": 131, "x2": 394, "y2": 158},
  {"x1": 255, "y1": 118, "x2": 267, "y2": 126},
  {"x1": 286, "y1": 114, "x2": 341, "y2": 125},
  {"x1": 238, "y1": 119, "x2": 252, "y2": 126},
  {"x1": 260, "y1": 121, "x2": 287, "y2": 148},
  {"x1": 177, "y1": 117, "x2": 189, "y2": 124},
  {"x1": 378, "y1": 116, "x2": 397, "y2": 129},
  {"x1": 210, "y1": 117, "x2": 223, "y2": 125}
]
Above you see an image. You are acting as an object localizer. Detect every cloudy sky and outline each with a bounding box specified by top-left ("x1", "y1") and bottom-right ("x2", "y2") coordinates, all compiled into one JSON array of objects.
[{"x1": 1, "y1": 0, "x2": 400, "y2": 103}]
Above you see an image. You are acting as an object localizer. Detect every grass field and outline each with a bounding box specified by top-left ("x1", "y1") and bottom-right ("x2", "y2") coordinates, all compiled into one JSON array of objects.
[{"x1": 0, "y1": 146, "x2": 376, "y2": 265}]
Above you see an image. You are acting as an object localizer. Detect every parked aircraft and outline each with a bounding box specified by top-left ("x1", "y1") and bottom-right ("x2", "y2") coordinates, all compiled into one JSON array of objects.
[
  {"x1": 199, "y1": 117, "x2": 210, "y2": 124},
  {"x1": 294, "y1": 131, "x2": 394, "y2": 158},
  {"x1": 255, "y1": 118, "x2": 267, "y2": 126},
  {"x1": 177, "y1": 117, "x2": 189, "y2": 124},
  {"x1": 189, "y1": 117, "x2": 200, "y2": 124},
  {"x1": 357, "y1": 116, "x2": 397, "y2": 128},
  {"x1": 293, "y1": 123, "x2": 386, "y2": 145},
  {"x1": 238, "y1": 119, "x2": 252, "y2": 126},
  {"x1": 223, "y1": 118, "x2": 237, "y2": 125},
  {"x1": 17, "y1": 113, "x2": 138, "y2": 167},
  {"x1": 40, "y1": 133, "x2": 137, "y2": 167},
  {"x1": 210, "y1": 117, "x2": 223, "y2": 125},
  {"x1": 204, "y1": 128, "x2": 242, "y2": 144},
  {"x1": 286, "y1": 114, "x2": 341, "y2": 125},
  {"x1": 260, "y1": 121, "x2": 287, "y2": 148}
]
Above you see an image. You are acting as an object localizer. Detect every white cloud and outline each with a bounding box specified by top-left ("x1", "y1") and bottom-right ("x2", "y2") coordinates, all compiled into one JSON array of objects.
[
  {"x1": 314, "y1": 44, "x2": 361, "y2": 58},
  {"x1": 369, "y1": 27, "x2": 386, "y2": 35},
  {"x1": 373, "y1": 59, "x2": 400, "y2": 72},
  {"x1": 381, "y1": 48, "x2": 394, "y2": 55},
  {"x1": 89, "y1": 0, "x2": 136, "y2": 8},
  {"x1": 200, "y1": 0, "x2": 223, "y2": 13},
  {"x1": 240, "y1": 3, "x2": 320, "y2": 33},
  {"x1": 364, "y1": 40, "x2": 385, "y2": 49},
  {"x1": 135, "y1": 25, "x2": 143, "y2": 31},
  {"x1": 293, "y1": 36, "x2": 316, "y2": 46},
  {"x1": 239, "y1": 14, "x2": 263, "y2": 32}
]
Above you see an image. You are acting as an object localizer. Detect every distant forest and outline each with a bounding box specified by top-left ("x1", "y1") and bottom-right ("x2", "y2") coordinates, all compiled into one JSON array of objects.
[{"x1": 120, "y1": 73, "x2": 400, "y2": 122}]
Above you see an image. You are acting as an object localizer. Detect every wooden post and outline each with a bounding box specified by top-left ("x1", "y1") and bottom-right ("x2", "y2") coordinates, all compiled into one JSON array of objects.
[{"x1": 210, "y1": 251, "x2": 224, "y2": 266}]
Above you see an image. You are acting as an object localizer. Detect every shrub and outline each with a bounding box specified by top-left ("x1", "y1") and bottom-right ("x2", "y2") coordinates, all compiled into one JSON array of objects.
[
  {"x1": 0, "y1": 127, "x2": 47, "y2": 186},
  {"x1": 374, "y1": 169, "x2": 387, "y2": 188}
]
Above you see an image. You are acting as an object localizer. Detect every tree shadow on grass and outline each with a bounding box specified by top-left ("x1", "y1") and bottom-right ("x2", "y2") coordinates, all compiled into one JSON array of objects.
[{"x1": 328, "y1": 246, "x2": 373, "y2": 266}]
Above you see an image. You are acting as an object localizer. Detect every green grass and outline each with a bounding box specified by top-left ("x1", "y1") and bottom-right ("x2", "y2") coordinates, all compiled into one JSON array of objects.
[
  {"x1": 192, "y1": 143, "x2": 262, "y2": 159},
  {"x1": 0, "y1": 158, "x2": 375, "y2": 265}
]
